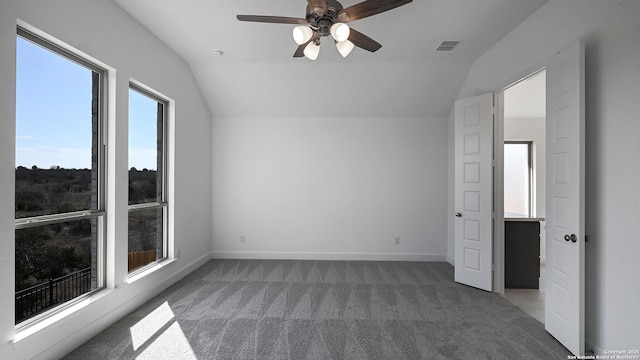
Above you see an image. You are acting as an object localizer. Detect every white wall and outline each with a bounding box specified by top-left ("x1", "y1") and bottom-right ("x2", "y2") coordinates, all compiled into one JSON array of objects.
[
  {"x1": 450, "y1": 0, "x2": 640, "y2": 352},
  {"x1": 212, "y1": 115, "x2": 448, "y2": 261},
  {"x1": 0, "y1": 1, "x2": 212, "y2": 359}
]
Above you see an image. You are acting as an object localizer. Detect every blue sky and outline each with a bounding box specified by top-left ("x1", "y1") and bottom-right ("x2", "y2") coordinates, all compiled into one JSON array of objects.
[{"x1": 16, "y1": 37, "x2": 157, "y2": 170}]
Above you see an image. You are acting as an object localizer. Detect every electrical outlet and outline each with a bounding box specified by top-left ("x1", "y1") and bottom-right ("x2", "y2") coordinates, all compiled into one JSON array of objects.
[
  {"x1": 394, "y1": 236, "x2": 400, "y2": 245},
  {"x1": 240, "y1": 234, "x2": 245, "y2": 243}
]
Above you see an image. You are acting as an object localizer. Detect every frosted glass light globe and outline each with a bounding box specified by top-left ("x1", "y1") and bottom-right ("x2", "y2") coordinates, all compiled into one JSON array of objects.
[
  {"x1": 303, "y1": 42, "x2": 320, "y2": 60},
  {"x1": 330, "y1": 23, "x2": 350, "y2": 42},
  {"x1": 336, "y1": 40, "x2": 355, "y2": 57},
  {"x1": 293, "y1": 26, "x2": 313, "y2": 45}
]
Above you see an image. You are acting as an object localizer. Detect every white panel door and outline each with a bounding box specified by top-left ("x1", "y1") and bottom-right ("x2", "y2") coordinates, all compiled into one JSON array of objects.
[
  {"x1": 545, "y1": 40, "x2": 585, "y2": 356},
  {"x1": 454, "y1": 93, "x2": 494, "y2": 292}
]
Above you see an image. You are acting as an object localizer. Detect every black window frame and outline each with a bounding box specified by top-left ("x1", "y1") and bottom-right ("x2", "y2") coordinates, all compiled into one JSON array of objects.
[
  {"x1": 127, "y1": 83, "x2": 169, "y2": 274},
  {"x1": 14, "y1": 27, "x2": 107, "y2": 326}
]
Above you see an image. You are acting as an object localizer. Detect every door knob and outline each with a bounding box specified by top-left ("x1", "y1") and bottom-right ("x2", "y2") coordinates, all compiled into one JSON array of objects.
[
  {"x1": 455, "y1": 212, "x2": 462, "y2": 217},
  {"x1": 564, "y1": 234, "x2": 577, "y2": 243}
]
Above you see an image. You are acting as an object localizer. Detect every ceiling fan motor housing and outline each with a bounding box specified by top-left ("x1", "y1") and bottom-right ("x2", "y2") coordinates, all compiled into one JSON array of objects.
[
  {"x1": 316, "y1": 19, "x2": 333, "y2": 36},
  {"x1": 306, "y1": 0, "x2": 344, "y2": 37},
  {"x1": 306, "y1": 0, "x2": 344, "y2": 15},
  {"x1": 237, "y1": 0, "x2": 412, "y2": 57}
]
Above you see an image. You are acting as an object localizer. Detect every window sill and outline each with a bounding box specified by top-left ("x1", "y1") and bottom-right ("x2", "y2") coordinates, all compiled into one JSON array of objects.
[
  {"x1": 13, "y1": 288, "x2": 117, "y2": 343},
  {"x1": 13, "y1": 259, "x2": 178, "y2": 343},
  {"x1": 127, "y1": 258, "x2": 177, "y2": 284}
]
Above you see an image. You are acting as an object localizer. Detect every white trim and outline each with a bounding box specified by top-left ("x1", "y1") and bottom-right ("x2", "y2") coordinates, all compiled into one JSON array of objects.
[
  {"x1": 16, "y1": 19, "x2": 113, "y2": 74},
  {"x1": 210, "y1": 251, "x2": 447, "y2": 262},
  {"x1": 129, "y1": 78, "x2": 172, "y2": 104},
  {"x1": 126, "y1": 80, "x2": 175, "y2": 269},
  {"x1": 13, "y1": 288, "x2": 116, "y2": 343},
  {"x1": 494, "y1": 68, "x2": 546, "y2": 295},
  {"x1": 446, "y1": 254, "x2": 454, "y2": 266},
  {"x1": 127, "y1": 258, "x2": 177, "y2": 284},
  {"x1": 494, "y1": 91, "x2": 505, "y2": 294},
  {"x1": 14, "y1": 22, "x2": 114, "y2": 329},
  {"x1": 165, "y1": 96, "x2": 176, "y2": 260}
]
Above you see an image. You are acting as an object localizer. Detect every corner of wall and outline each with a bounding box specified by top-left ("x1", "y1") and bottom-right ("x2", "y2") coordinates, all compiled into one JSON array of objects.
[{"x1": 446, "y1": 108, "x2": 455, "y2": 266}]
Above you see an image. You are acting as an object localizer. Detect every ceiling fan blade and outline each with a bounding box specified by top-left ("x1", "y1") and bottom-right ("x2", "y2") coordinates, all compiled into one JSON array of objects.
[
  {"x1": 307, "y1": 0, "x2": 328, "y2": 16},
  {"x1": 236, "y1": 15, "x2": 309, "y2": 25},
  {"x1": 293, "y1": 46, "x2": 305, "y2": 58},
  {"x1": 348, "y1": 28, "x2": 382, "y2": 52},
  {"x1": 337, "y1": 0, "x2": 412, "y2": 23},
  {"x1": 293, "y1": 38, "x2": 315, "y2": 58}
]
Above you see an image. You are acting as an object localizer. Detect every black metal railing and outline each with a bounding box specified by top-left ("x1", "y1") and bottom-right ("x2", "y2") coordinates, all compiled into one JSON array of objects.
[{"x1": 15, "y1": 267, "x2": 92, "y2": 323}]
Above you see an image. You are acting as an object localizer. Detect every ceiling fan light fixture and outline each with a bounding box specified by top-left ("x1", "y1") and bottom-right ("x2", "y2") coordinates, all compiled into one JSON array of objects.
[
  {"x1": 303, "y1": 41, "x2": 320, "y2": 60},
  {"x1": 330, "y1": 23, "x2": 350, "y2": 42},
  {"x1": 293, "y1": 26, "x2": 313, "y2": 45},
  {"x1": 336, "y1": 40, "x2": 354, "y2": 57},
  {"x1": 238, "y1": 0, "x2": 414, "y2": 59}
]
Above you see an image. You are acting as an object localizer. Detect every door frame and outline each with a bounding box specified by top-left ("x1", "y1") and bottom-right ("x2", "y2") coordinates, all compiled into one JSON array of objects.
[
  {"x1": 493, "y1": 66, "x2": 547, "y2": 294},
  {"x1": 456, "y1": 40, "x2": 585, "y2": 355}
]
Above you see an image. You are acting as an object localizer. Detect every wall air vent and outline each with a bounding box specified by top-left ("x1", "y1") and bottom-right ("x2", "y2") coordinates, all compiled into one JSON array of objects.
[{"x1": 436, "y1": 41, "x2": 460, "y2": 51}]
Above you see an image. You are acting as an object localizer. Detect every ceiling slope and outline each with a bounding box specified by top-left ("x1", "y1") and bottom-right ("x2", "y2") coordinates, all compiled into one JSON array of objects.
[{"x1": 114, "y1": 0, "x2": 549, "y2": 118}]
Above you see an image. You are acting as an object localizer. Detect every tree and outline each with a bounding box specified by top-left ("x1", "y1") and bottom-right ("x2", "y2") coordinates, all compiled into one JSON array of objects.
[{"x1": 15, "y1": 226, "x2": 89, "y2": 291}]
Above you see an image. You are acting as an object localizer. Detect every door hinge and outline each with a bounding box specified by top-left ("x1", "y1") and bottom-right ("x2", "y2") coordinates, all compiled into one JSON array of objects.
[{"x1": 492, "y1": 263, "x2": 496, "y2": 272}]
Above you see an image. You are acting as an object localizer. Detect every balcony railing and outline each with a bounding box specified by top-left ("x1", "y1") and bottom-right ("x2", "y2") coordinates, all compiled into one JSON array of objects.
[
  {"x1": 15, "y1": 251, "x2": 159, "y2": 323},
  {"x1": 15, "y1": 267, "x2": 92, "y2": 323}
]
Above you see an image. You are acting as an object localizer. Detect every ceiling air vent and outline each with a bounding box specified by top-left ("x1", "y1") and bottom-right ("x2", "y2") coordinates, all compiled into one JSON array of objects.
[{"x1": 436, "y1": 41, "x2": 460, "y2": 52}]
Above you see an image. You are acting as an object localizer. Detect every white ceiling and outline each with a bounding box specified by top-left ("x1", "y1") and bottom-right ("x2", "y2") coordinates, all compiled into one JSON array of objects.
[{"x1": 114, "y1": 0, "x2": 549, "y2": 118}]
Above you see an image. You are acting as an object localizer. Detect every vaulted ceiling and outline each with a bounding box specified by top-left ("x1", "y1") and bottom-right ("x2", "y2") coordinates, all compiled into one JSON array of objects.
[{"x1": 114, "y1": 0, "x2": 549, "y2": 118}]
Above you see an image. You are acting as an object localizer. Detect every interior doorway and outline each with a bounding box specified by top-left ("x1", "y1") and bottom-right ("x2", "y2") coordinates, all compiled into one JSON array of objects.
[{"x1": 500, "y1": 70, "x2": 547, "y2": 324}]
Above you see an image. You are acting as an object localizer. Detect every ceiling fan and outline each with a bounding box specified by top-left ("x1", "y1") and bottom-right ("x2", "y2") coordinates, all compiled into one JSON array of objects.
[{"x1": 237, "y1": 0, "x2": 413, "y2": 60}]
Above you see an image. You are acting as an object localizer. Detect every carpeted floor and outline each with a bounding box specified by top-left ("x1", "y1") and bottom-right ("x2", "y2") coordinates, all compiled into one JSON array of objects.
[{"x1": 64, "y1": 260, "x2": 570, "y2": 359}]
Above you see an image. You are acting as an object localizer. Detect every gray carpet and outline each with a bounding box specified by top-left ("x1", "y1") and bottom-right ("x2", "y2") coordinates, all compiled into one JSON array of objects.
[{"x1": 64, "y1": 260, "x2": 570, "y2": 359}]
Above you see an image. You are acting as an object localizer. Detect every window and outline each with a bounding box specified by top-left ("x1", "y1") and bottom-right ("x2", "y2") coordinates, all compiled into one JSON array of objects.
[
  {"x1": 504, "y1": 141, "x2": 533, "y2": 217},
  {"x1": 15, "y1": 29, "x2": 105, "y2": 325},
  {"x1": 128, "y1": 85, "x2": 168, "y2": 273}
]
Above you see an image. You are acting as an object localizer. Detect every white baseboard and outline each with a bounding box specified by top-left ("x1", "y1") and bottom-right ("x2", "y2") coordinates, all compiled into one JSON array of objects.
[
  {"x1": 210, "y1": 251, "x2": 446, "y2": 262},
  {"x1": 447, "y1": 255, "x2": 455, "y2": 266},
  {"x1": 159, "y1": 251, "x2": 213, "y2": 286},
  {"x1": 120, "y1": 251, "x2": 213, "y2": 310}
]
